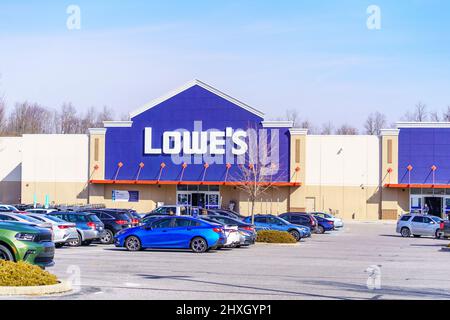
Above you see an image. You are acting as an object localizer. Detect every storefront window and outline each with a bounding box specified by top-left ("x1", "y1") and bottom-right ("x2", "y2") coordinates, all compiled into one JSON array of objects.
[
  {"x1": 410, "y1": 188, "x2": 422, "y2": 195},
  {"x1": 177, "y1": 185, "x2": 188, "y2": 191}
]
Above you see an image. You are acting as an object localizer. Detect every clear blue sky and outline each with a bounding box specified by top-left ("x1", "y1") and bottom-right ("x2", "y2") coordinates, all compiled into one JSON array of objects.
[{"x1": 0, "y1": 0, "x2": 449, "y2": 129}]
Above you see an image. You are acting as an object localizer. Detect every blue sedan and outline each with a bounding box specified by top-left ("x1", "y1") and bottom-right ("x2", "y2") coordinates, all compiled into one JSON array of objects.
[
  {"x1": 243, "y1": 215, "x2": 311, "y2": 241},
  {"x1": 114, "y1": 216, "x2": 226, "y2": 253},
  {"x1": 314, "y1": 216, "x2": 335, "y2": 232}
]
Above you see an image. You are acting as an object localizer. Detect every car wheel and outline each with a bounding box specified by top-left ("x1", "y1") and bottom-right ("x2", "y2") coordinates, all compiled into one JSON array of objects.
[
  {"x1": 55, "y1": 243, "x2": 64, "y2": 248},
  {"x1": 400, "y1": 227, "x2": 411, "y2": 238},
  {"x1": 191, "y1": 237, "x2": 208, "y2": 253},
  {"x1": 435, "y1": 230, "x2": 442, "y2": 239},
  {"x1": 289, "y1": 230, "x2": 301, "y2": 241},
  {"x1": 100, "y1": 229, "x2": 114, "y2": 244},
  {"x1": 0, "y1": 244, "x2": 14, "y2": 261},
  {"x1": 68, "y1": 233, "x2": 82, "y2": 247},
  {"x1": 125, "y1": 236, "x2": 142, "y2": 251},
  {"x1": 317, "y1": 226, "x2": 325, "y2": 234}
]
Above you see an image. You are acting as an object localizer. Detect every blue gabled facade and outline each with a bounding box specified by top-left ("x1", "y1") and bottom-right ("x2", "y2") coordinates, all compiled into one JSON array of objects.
[{"x1": 103, "y1": 82, "x2": 291, "y2": 183}]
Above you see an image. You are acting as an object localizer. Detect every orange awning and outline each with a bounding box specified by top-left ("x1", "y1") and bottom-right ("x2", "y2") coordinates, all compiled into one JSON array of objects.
[
  {"x1": 90, "y1": 180, "x2": 301, "y2": 187},
  {"x1": 384, "y1": 184, "x2": 450, "y2": 189}
]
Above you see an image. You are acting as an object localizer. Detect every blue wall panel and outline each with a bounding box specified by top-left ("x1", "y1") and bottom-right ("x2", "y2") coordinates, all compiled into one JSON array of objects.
[
  {"x1": 398, "y1": 128, "x2": 450, "y2": 184},
  {"x1": 104, "y1": 85, "x2": 290, "y2": 182}
]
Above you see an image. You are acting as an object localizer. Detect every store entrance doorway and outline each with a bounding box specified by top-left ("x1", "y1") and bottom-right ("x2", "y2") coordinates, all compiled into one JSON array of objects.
[{"x1": 424, "y1": 197, "x2": 443, "y2": 217}]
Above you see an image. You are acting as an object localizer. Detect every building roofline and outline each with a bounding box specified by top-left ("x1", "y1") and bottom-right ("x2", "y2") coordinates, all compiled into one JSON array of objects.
[
  {"x1": 129, "y1": 79, "x2": 265, "y2": 119},
  {"x1": 262, "y1": 121, "x2": 294, "y2": 128},
  {"x1": 396, "y1": 122, "x2": 450, "y2": 129},
  {"x1": 103, "y1": 121, "x2": 133, "y2": 128}
]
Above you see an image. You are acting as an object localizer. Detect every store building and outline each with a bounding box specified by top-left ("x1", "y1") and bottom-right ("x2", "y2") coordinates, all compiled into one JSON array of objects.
[{"x1": 1, "y1": 80, "x2": 448, "y2": 220}]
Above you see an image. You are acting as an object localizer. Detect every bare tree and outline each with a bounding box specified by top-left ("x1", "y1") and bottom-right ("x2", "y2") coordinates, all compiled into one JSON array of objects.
[
  {"x1": 403, "y1": 102, "x2": 428, "y2": 122},
  {"x1": 0, "y1": 98, "x2": 6, "y2": 135},
  {"x1": 54, "y1": 103, "x2": 81, "y2": 134},
  {"x1": 335, "y1": 124, "x2": 358, "y2": 135},
  {"x1": 284, "y1": 109, "x2": 300, "y2": 127},
  {"x1": 229, "y1": 128, "x2": 285, "y2": 224},
  {"x1": 430, "y1": 111, "x2": 440, "y2": 122},
  {"x1": 6, "y1": 102, "x2": 53, "y2": 135},
  {"x1": 364, "y1": 112, "x2": 387, "y2": 135},
  {"x1": 80, "y1": 106, "x2": 98, "y2": 133},
  {"x1": 442, "y1": 106, "x2": 450, "y2": 122},
  {"x1": 96, "y1": 106, "x2": 114, "y2": 126},
  {"x1": 321, "y1": 122, "x2": 334, "y2": 135}
]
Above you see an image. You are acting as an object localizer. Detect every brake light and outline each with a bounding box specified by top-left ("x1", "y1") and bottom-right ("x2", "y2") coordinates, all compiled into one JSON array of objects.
[
  {"x1": 115, "y1": 220, "x2": 128, "y2": 225},
  {"x1": 87, "y1": 222, "x2": 96, "y2": 230},
  {"x1": 212, "y1": 228, "x2": 223, "y2": 233},
  {"x1": 58, "y1": 225, "x2": 70, "y2": 229},
  {"x1": 330, "y1": 221, "x2": 334, "y2": 225},
  {"x1": 242, "y1": 226, "x2": 255, "y2": 231},
  {"x1": 132, "y1": 219, "x2": 139, "y2": 224},
  {"x1": 440, "y1": 222, "x2": 444, "y2": 230}
]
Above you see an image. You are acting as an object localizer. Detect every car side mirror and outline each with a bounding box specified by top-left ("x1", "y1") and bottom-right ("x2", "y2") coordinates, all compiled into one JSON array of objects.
[{"x1": 144, "y1": 224, "x2": 153, "y2": 230}]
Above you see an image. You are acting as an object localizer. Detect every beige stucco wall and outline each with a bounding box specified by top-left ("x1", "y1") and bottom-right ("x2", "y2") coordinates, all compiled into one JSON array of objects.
[
  {"x1": 21, "y1": 134, "x2": 89, "y2": 205},
  {"x1": 298, "y1": 185, "x2": 381, "y2": 220}
]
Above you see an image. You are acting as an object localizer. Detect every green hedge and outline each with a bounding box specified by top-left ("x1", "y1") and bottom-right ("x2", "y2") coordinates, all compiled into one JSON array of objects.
[
  {"x1": 256, "y1": 230, "x2": 297, "y2": 244},
  {"x1": 0, "y1": 261, "x2": 58, "y2": 287}
]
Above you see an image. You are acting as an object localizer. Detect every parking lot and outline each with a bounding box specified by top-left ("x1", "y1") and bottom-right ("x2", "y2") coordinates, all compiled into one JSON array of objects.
[{"x1": 11, "y1": 221, "x2": 450, "y2": 300}]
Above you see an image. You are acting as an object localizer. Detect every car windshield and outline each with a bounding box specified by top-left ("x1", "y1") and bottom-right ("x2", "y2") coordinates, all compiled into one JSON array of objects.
[
  {"x1": 15, "y1": 214, "x2": 41, "y2": 223},
  {"x1": 88, "y1": 214, "x2": 102, "y2": 223},
  {"x1": 275, "y1": 217, "x2": 289, "y2": 225},
  {"x1": 45, "y1": 215, "x2": 67, "y2": 224},
  {"x1": 430, "y1": 216, "x2": 442, "y2": 223}
]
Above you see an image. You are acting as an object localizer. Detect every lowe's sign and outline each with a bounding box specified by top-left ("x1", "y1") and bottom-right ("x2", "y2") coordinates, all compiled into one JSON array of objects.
[{"x1": 144, "y1": 125, "x2": 248, "y2": 156}]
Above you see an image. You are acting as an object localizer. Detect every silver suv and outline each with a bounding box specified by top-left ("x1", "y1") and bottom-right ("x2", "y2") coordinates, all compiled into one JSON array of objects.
[{"x1": 396, "y1": 214, "x2": 443, "y2": 239}]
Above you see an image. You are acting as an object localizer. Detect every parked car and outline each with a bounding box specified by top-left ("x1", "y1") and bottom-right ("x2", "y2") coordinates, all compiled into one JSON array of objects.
[
  {"x1": 121, "y1": 210, "x2": 142, "y2": 226},
  {"x1": 83, "y1": 209, "x2": 133, "y2": 244},
  {"x1": 314, "y1": 216, "x2": 335, "y2": 233},
  {"x1": 0, "y1": 213, "x2": 53, "y2": 230},
  {"x1": 0, "y1": 204, "x2": 20, "y2": 212},
  {"x1": 0, "y1": 221, "x2": 55, "y2": 268},
  {"x1": 441, "y1": 220, "x2": 450, "y2": 238},
  {"x1": 114, "y1": 216, "x2": 226, "y2": 253},
  {"x1": 279, "y1": 213, "x2": 319, "y2": 233},
  {"x1": 396, "y1": 214, "x2": 443, "y2": 238},
  {"x1": 144, "y1": 205, "x2": 188, "y2": 217},
  {"x1": 209, "y1": 209, "x2": 246, "y2": 220},
  {"x1": 200, "y1": 217, "x2": 241, "y2": 248},
  {"x1": 243, "y1": 215, "x2": 311, "y2": 241},
  {"x1": 47, "y1": 212, "x2": 105, "y2": 246},
  {"x1": 201, "y1": 215, "x2": 256, "y2": 246},
  {"x1": 26, "y1": 214, "x2": 78, "y2": 248},
  {"x1": 312, "y1": 212, "x2": 344, "y2": 228},
  {"x1": 25, "y1": 208, "x2": 58, "y2": 214}
]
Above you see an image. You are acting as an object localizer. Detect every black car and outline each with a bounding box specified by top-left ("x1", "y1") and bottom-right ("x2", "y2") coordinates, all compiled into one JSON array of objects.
[
  {"x1": 210, "y1": 209, "x2": 246, "y2": 220},
  {"x1": 84, "y1": 209, "x2": 133, "y2": 244},
  {"x1": 279, "y1": 212, "x2": 320, "y2": 233}
]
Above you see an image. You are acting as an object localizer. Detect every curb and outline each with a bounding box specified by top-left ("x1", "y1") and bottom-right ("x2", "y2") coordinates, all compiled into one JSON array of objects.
[{"x1": 0, "y1": 281, "x2": 72, "y2": 296}]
